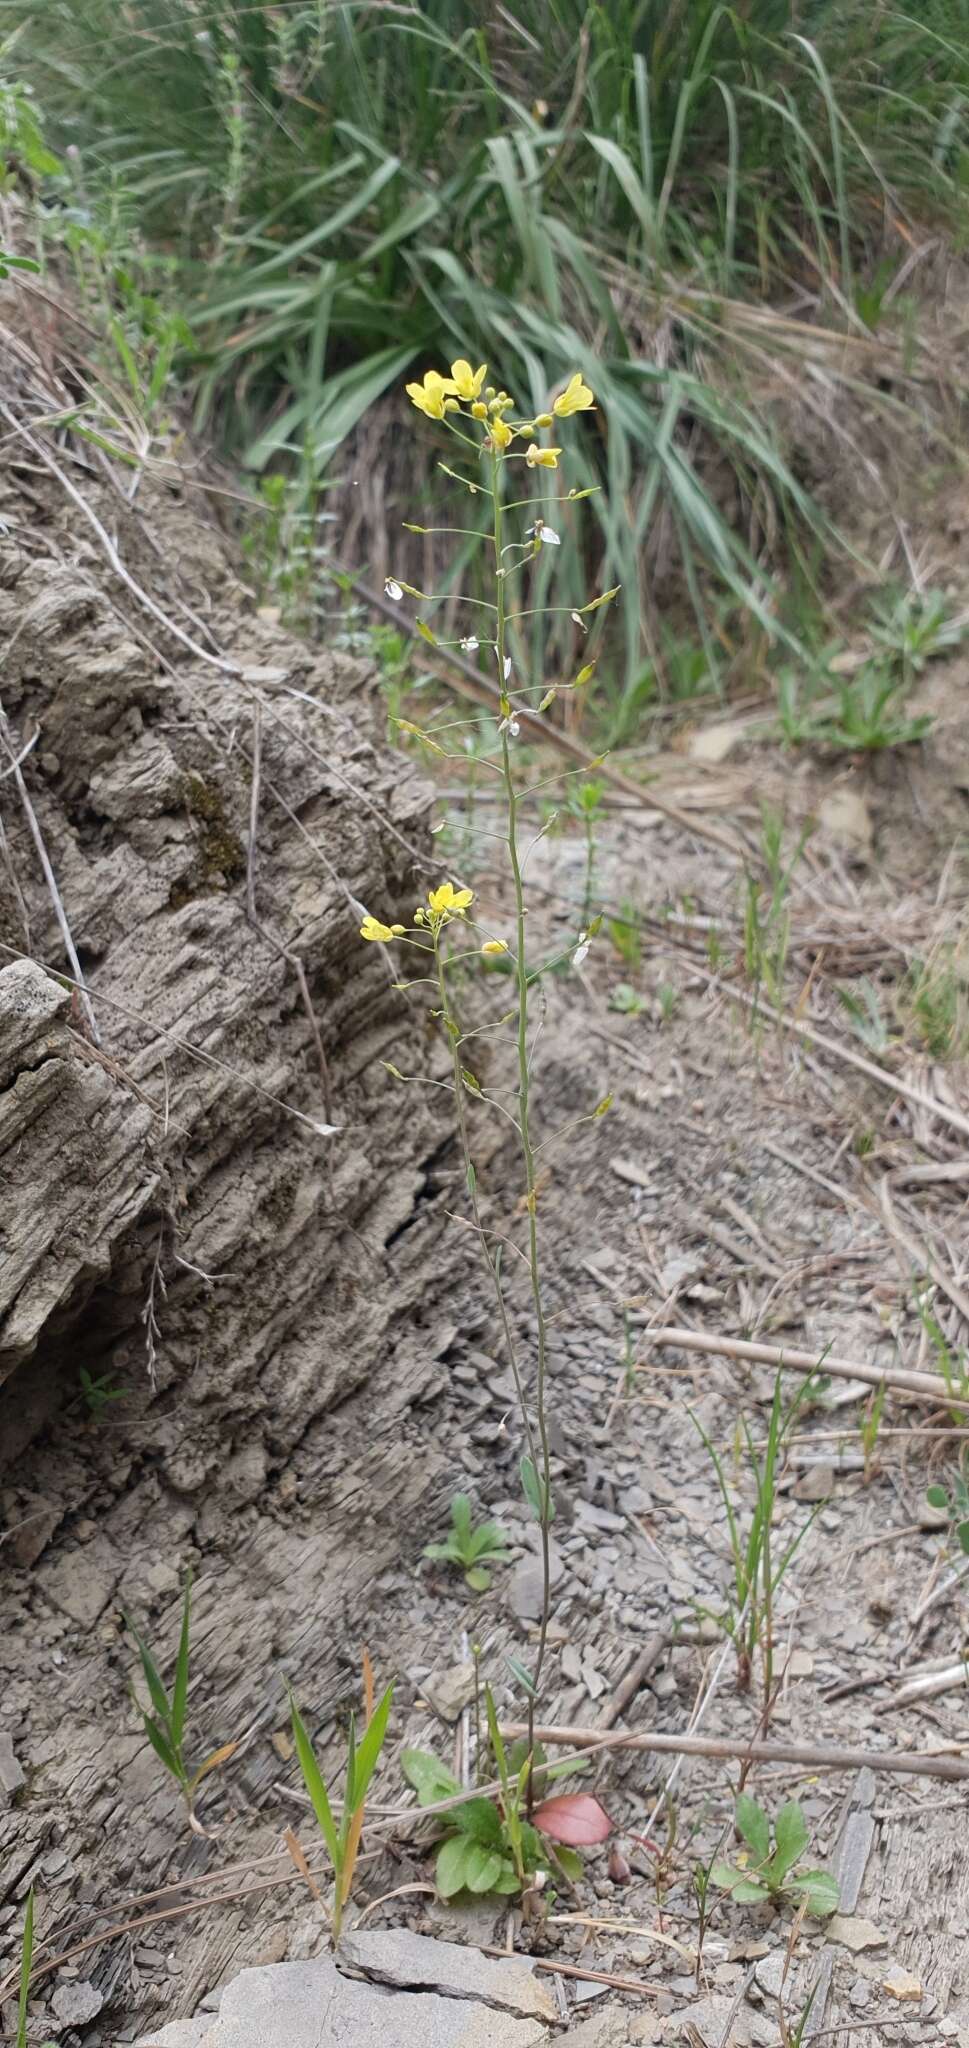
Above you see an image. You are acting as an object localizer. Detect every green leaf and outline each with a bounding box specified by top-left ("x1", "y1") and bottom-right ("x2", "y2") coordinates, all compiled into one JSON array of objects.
[
  {"x1": 290, "y1": 1695, "x2": 341, "y2": 1870},
  {"x1": 454, "y1": 1797, "x2": 503, "y2": 1847},
  {"x1": 170, "y1": 1573, "x2": 192, "y2": 1749},
  {"x1": 463, "y1": 1842, "x2": 504, "y2": 1893},
  {"x1": 926, "y1": 1484, "x2": 949, "y2": 1509},
  {"x1": 465, "y1": 1565, "x2": 491, "y2": 1592},
  {"x1": 768, "y1": 1800, "x2": 809, "y2": 1882},
  {"x1": 711, "y1": 1860, "x2": 745, "y2": 1892},
  {"x1": 18, "y1": 1887, "x2": 34, "y2": 2048},
  {"x1": 401, "y1": 1749, "x2": 461, "y2": 1806},
  {"x1": 794, "y1": 1870, "x2": 841, "y2": 1917},
  {"x1": 436, "y1": 1833, "x2": 474, "y2": 1899},
  {"x1": 141, "y1": 1712, "x2": 181, "y2": 1782},
  {"x1": 424, "y1": 1540, "x2": 459, "y2": 1562},
  {"x1": 484, "y1": 1685, "x2": 509, "y2": 1796},
  {"x1": 958, "y1": 1521, "x2": 969, "y2": 1555},
  {"x1": 450, "y1": 1495, "x2": 472, "y2": 1548},
  {"x1": 731, "y1": 1878, "x2": 771, "y2": 1904},
  {"x1": 350, "y1": 1684, "x2": 395, "y2": 1809},
  {"x1": 506, "y1": 1655, "x2": 537, "y2": 1698},
  {"x1": 735, "y1": 1793, "x2": 771, "y2": 1865},
  {"x1": 554, "y1": 1846, "x2": 585, "y2": 1881},
  {"x1": 492, "y1": 1862, "x2": 522, "y2": 1893},
  {"x1": 467, "y1": 1521, "x2": 509, "y2": 1560},
  {"x1": 126, "y1": 1617, "x2": 172, "y2": 1730}
]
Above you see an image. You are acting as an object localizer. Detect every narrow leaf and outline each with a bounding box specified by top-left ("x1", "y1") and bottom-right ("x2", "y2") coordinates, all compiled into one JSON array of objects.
[
  {"x1": 289, "y1": 1696, "x2": 340, "y2": 1870},
  {"x1": 141, "y1": 1713, "x2": 180, "y2": 1781},
  {"x1": 188, "y1": 1740, "x2": 238, "y2": 1797},
  {"x1": 351, "y1": 1683, "x2": 394, "y2": 1808},
  {"x1": 170, "y1": 1572, "x2": 192, "y2": 1749}
]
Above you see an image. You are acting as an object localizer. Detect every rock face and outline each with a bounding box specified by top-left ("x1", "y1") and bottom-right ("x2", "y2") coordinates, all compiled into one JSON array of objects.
[
  {"x1": 0, "y1": 431, "x2": 467, "y2": 2018},
  {"x1": 0, "y1": 464, "x2": 442, "y2": 1472},
  {"x1": 137, "y1": 1944, "x2": 555, "y2": 2048}
]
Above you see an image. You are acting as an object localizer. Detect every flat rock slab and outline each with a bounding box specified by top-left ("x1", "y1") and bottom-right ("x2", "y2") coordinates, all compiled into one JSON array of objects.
[
  {"x1": 339, "y1": 1927, "x2": 558, "y2": 2022},
  {"x1": 137, "y1": 1954, "x2": 552, "y2": 2048}
]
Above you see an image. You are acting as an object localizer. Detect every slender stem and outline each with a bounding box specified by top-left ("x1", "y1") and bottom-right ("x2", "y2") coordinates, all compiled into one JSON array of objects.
[
  {"x1": 492, "y1": 449, "x2": 554, "y2": 1780},
  {"x1": 431, "y1": 935, "x2": 538, "y2": 1480}
]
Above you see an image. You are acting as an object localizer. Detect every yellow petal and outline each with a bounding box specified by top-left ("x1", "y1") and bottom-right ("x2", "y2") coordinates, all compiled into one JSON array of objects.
[
  {"x1": 491, "y1": 417, "x2": 513, "y2": 450},
  {"x1": 360, "y1": 915, "x2": 395, "y2": 942},
  {"x1": 526, "y1": 443, "x2": 561, "y2": 468},
  {"x1": 553, "y1": 372, "x2": 595, "y2": 416},
  {"x1": 451, "y1": 887, "x2": 474, "y2": 910},
  {"x1": 482, "y1": 939, "x2": 508, "y2": 954}
]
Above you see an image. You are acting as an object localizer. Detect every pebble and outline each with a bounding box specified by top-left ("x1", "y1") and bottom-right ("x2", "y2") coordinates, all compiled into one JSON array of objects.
[
  {"x1": 52, "y1": 1979, "x2": 104, "y2": 2026},
  {"x1": 0, "y1": 1733, "x2": 25, "y2": 1800}
]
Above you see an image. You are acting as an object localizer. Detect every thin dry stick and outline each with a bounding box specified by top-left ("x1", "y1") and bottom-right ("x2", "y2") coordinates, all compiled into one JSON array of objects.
[
  {"x1": 0, "y1": 403, "x2": 241, "y2": 675},
  {"x1": 246, "y1": 696, "x2": 262, "y2": 923},
  {"x1": 0, "y1": 706, "x2": 101, "y2": 1043},
  {"x1": 501, "y1": 1722, "x2": 969, "y2": 1783},
  {"x1": 638, "y1": 1325, "x2": 969, "y2": 1412}
]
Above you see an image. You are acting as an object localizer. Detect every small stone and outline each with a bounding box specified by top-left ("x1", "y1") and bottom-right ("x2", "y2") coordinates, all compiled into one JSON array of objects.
[
  {"x1": 51, "y1": 1979, "x2": 104, "y2": 2025},
  {"x1": 793, "y1": 1465, "x2": 835, "y2": 1502},
  {"x1": 882, "y1": 1966, "x2": 923, "y2": 2002},
  {"x1": 422, "y1": 1663, "x2": 476, "y2": 1724},
  {"x1": 0, "y1": 1734, "x2": 25, "y2": 1800},
  {"x1": 753, "y1": 1953, "x2": 787, "y2": 2000},
  {"x1": 45, "y1": 1535, "x2": 121, "y2": 1627},
  {"x1": 826, "y1": 1916, "x2": 886, "y2": 1954},
  {"x1": 337, "y1": 1929, "x2": 557, "y2": 2022}
]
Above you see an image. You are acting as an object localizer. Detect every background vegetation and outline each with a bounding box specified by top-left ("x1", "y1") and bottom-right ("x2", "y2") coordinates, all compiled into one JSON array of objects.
[{"x1": 3, "y1": 0, "x2": 969, "y2": 718}]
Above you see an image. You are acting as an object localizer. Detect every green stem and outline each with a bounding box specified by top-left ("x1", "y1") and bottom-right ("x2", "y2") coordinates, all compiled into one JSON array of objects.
[
  {"x1": 492, "y1": 449, "x2": 553, "y2": 1782},
  {"x1": 431, "y1": 935, "x2": 538, "y2": 1483}
]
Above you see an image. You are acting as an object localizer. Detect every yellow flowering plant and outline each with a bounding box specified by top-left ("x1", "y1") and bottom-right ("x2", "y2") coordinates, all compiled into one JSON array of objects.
[{"x1": 359, "y1": 357, "x2": 617, "y2": 1786}]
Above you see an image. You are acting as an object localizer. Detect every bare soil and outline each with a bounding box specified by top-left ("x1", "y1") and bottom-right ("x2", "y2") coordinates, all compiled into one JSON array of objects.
[{"x1": 2, "y1": 313, "x2": 969, "y2": 2048}]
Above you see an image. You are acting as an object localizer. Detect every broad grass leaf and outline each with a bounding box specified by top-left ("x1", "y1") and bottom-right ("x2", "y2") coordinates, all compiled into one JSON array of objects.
[
  {"x1": 454, "y1": 1797, "x2": 503, "y2": 1847},
  {"x1": 436, "y1": 1833, "x2": 474, "y2": 1899},
  {"x1": 795, "y1": 1870, "x2": 840, "y2": 1916},
  {"x1": 735, "y1": 1792, "x2": 771, "y2": 1865},
  {"x1": 462, "y1": 1842, "x2": 504, "y2": 1893},
  {"x1": 401, "y1": 1749, "x2": 461, "y2": 1805},
  {"x1": 769, "y1": 1800, "x2": 808, "y2": 1881}
]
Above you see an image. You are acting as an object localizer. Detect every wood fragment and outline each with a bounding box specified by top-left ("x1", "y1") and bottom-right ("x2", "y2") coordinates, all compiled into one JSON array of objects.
[
  {"x1": 640, "y1": 1324, "x2": 968, "y2": 1412},
  {"x1": 597, "y1": 1634, "x2": 667, "y2": 1731},
  {"x1": 501, "y1": 1721, "x2": 969, "y2": 1783}
]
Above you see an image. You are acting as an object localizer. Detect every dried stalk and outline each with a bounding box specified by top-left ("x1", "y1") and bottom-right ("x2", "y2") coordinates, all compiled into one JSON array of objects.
[
  {"x1": 502, "y1": 1721, "x2": 969, "y2": 1782},
  {"x1": 638, "y1": 1324, "x2": 968, "y2": 1412}
]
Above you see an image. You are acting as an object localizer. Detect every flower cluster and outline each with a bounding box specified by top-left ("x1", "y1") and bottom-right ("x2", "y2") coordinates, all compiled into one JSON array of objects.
[
  {"x1": 404, "y1": 357, "x2": 595, "y2": 466},
  {"x1": 360, "y1": 881, "x2": 509, "y2": 957}
]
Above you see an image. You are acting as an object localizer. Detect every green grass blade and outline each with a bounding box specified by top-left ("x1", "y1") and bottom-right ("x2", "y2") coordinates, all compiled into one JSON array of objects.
[
  {"x1": 170, "y1": 1571, "x2": 192, "y2": 1750},
  {"x1": 289, "y1": 1694, "x2": 341, "y2": 1871}
]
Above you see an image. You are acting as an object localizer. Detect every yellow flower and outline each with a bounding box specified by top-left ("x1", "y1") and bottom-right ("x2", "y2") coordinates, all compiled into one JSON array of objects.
[
  {"x1": 491, "y1": 417, "x2": 513, "y2": 450},
  {"x1": 428, "y1": 881, "x2": 474, "y2": 916},
  {"x1": 482, "y1": 939, "x2": 508, "y2": 955},
  {"x1": 405, "y1": 369, "x2": 457, "y2": 420},
  {"x1": 553, "y1": 371, "x2": 595, "y2": 416},
  {"x1": 525, "y1": 442, "x2": 561, "y2": 469},
  {"x1": 450, "y1": 359, "x2": 487, "y2": 401},
  {"x1": 360, "y1": 914, "x2": 405, "y2": 942},
  {"x1": 471, "y1": 401, "x2": 488, "y2": 420}
]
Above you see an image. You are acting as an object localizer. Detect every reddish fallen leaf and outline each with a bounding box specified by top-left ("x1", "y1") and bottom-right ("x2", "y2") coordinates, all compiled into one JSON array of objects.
[{"x1": 533, "y1": 1794, "x2": 612, "y2": 1846}]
